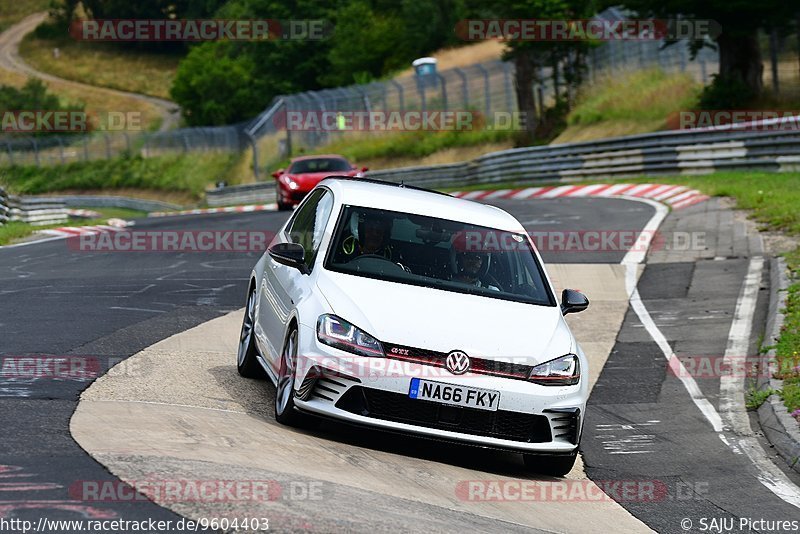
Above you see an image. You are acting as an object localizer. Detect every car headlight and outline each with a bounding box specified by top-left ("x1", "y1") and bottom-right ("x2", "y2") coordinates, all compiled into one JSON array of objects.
[
  {"x1": 282, "y1": 175, "x2": 299, "y2": 190},
  {"x1": 317, "y1": 314, "x2": 384, "y2": 357},
  {"x1": 528, "y1": 354, "x2": 580, "y2": 386}
]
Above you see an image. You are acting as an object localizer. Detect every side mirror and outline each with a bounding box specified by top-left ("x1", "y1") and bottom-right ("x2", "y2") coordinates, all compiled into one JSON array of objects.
[
  {"x1": 271, "y1": 168, "x2": 284, "y2": 179},
  {"x1": 561, "y1": 289, "x2": 589, "y2": 315},
  {"x1": 268, "y1": 243, "x2": 308, "y2": 273},
  {"x1": 361, "y1": 166, "x2": 369, "y2": 172}
]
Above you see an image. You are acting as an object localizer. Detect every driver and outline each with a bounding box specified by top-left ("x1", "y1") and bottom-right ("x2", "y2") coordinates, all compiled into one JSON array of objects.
[
  {"x1": 341, "y1": 211, "x2": 394, "y2": 260},
  {"x1": 452, "y1": 251, "x2": 500, "y2": 290},
  {"x1": 450, "y1": 232, "x2": 500, "y2": 290}
]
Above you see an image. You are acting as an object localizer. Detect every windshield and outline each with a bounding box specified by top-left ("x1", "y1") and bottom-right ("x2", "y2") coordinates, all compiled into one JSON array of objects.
[
  {"x1": 289, "y1": 158, "x2": 352, "y2": 174},
  {"x1": 324, "y1": 205, "x2": 556, "y2": 306}
]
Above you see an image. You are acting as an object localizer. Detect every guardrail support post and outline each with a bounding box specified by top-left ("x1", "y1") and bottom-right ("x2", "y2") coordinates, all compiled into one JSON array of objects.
[
  {"x1": 57, "y1": 136, "x2": 66, "y2": 164},
  {"x1": 453, "y1": 68, "x2": 468, "y2": 108},
  {"x1": 389, "y1": 79, "x2": 405, "y2": 113},
  {"x1": 503, "y1": 62, "x2": 514, "y2": 111},
  {"x1": 435, "y1": 73, "x2": 448, "y2": 110},
  {"x1": 6, "y1": 141, "x2": 14, "y2": 166},
  {"x1": 104, "y1": 134, "x2": 112, "y2": 159},
  {"x1": 416, "y1": 79, "x2": 427, "y2": 113},
  {"x1": 31, "y1": 138, "x2": 40, "y2": 167},
  {"x1": 475, "y1": 63, "x2": 491, "y2": 120},
  {"x1": 246, "y1": 131, "x2": 260, "y2": 181}
]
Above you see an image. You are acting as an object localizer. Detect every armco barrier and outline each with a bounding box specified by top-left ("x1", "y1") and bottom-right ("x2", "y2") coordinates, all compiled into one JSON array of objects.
[
  {"x1": 367, "y1": 126, "x2": 800, "y2": 187},
  {"x1": 208, "y1": 120, "x2": 800, "y2": 205},
  {"x1": 206, "y1": 182, "x2": 277, "y2": 207},
  {"x1": 48, "y1": 196, "x2": 181, "y2": 213},
  {"x1": 0, "y1": 187, "x2": 8, "y2": 226},
  {"x1": 7, "y1": 196, "x2": 68, "y2": 226}
]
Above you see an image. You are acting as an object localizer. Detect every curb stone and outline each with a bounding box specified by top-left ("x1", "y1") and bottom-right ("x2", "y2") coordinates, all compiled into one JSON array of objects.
[{"x1": 757, "y1": 256, "x2": 800, "y2": 474}]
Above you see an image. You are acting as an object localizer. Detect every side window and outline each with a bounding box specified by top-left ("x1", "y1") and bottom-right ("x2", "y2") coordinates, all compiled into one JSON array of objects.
[{"x1": 285, "y1": 189, "x2": 334, "y2": 270}]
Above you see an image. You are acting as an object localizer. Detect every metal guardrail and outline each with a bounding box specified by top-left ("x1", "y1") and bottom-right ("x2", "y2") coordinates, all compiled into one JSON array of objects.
[
  {"x1": 49, "y1": 195, "x2": 181, "y2": 213},
  {"x1": 206, "y1": 182, "x2": 277, "y2": 207},
  {"x1": 206, "y1": 121, "x2": 800, "y2": 205},
  {"x1": 0, "y1": 187, "x2": 9, "y2": 225},
  {"x1": 5, "y1": 196, "x2": 68, "y2": 226},
  {"x1": 363, "y1": 125, "x2": 800, "y2": 188}
]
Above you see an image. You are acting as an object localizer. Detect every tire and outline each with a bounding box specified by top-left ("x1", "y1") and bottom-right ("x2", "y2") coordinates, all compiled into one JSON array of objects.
[
  {"x1": 277, "y1": 199, "x2": 292, "y2": 211},
  {"x1": 274, "y1": 327, "x2": 305, "y2": 426},
  {"x1": 522, "y1": 452, "x2": 578, "y2": 477},
  {"x1": 237, "y1": 286, "x2": 264, "y2": 378}
]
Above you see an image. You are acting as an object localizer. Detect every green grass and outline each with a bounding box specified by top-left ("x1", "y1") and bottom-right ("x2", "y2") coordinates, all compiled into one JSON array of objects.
[
  {"x1": 776, "y1": 247, "x2": 800, "y2": 413},
  {"x1": 568, "y1": 69, "x2": 701, "y2": 126},
  {"x1": 637, "y1": 172, "x2": 800, "y2": 235},
  {"x1": 0, "y1": 206, "x2": 146, "y2": 246},
  {"x1": 0, "y1": 0, "x2": 49, "y2": 33},
  {"x1": 292, "y1": 128, "x2": 518, "y2": 169},
  {"x1": 746, "y1": 386, "x2": 779, "y2": 410},
  {"x1": 0, "y1": 153, "x2": 239, "y2": 200},
  {"x1": 556, "y1": 69, "x2": 702, "y2": 142},
  {"x1": 19, "y1": 33, "x2": 180, "y2": 100}
]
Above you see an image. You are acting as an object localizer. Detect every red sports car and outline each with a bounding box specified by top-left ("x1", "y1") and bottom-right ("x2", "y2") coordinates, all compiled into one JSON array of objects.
[{"x1": 272, "y1": 155, "x2": 367, "y2": 211}]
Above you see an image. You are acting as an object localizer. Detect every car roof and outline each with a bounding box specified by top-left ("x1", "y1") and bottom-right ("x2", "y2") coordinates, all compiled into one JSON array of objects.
[
  {"x1": 291, "y1": 154, "x2": 349, "y2": 162},
  {"x1": 319, "y1": 177, "x2": 524, "y2": 232}
]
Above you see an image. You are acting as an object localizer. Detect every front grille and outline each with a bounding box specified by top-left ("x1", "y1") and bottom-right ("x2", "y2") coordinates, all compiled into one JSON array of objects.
[
  {"x1": 336, "y1": 386, "x2": 552, "y2": 443},
  {"x1": 383, "y1": 343, "x2": 532, "y2": 381}
]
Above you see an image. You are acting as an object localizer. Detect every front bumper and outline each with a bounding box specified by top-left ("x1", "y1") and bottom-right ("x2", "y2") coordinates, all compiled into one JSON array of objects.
[
  {"x1": 278, "y1": 184, "x2": 312, "y2": 205},
  {"x1": 293, "y1": 323, "x2": 586, "y2": 454}
]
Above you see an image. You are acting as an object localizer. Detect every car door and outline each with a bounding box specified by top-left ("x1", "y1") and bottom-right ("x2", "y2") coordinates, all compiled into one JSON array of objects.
[{"x1": 257, "y1": 188, "x2": 334, "y2": 372}]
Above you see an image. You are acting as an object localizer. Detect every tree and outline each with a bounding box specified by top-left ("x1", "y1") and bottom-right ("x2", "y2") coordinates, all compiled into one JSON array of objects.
[
  {"x1": 616, "y1": 0, "x2": 797, "y2": 99},
  {"x1": 491, "y1": 0, "x2": 594, "y2": 144},
  {"x1": 170, "y1": 42, "x2": 264, "y2": 125}
]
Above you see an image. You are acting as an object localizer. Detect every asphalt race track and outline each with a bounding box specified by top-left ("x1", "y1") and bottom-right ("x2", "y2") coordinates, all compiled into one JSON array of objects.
[{"x1": 2, "y1": 195, "x2": 799, "y2": 533}]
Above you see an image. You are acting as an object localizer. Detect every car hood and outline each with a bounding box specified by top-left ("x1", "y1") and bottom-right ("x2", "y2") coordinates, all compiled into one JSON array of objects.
[{"x1": 316, "y1": 271, "x2": 573, "y2": 364}]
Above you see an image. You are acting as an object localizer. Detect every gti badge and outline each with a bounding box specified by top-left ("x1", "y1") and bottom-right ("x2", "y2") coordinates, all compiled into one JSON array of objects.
[{"x1": 445, "y1": 350, "x2": 471, "y2": 375}]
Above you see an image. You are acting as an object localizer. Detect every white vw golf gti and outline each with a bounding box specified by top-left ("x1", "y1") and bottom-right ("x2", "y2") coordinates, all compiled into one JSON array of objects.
[{"x1": 237, "y1": 177, "x2": 590, "y2": 475}]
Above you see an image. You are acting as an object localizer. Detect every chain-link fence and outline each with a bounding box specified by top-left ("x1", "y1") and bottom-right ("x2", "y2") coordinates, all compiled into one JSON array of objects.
[
  {"x1": 243, "y1": 38, "x2": 721, "y2": 177},
  {"x1": 0, "y1": 124, "x2": 246, "y2": 168},
  {"x1": 3, "y1": 9, "x2": 740, "y2": 176}
]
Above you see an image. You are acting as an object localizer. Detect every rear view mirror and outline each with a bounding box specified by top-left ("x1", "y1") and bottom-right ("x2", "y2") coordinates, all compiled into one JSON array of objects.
[
  {"x1": 561, "y1": 289, "x2": 589, "y2": 315},
  {"x1": 271, "y1": 168, "x2": 284, "y2": 179},
  {"x1": 268, "y1": 243, "x2": 308, "y2": 274}
]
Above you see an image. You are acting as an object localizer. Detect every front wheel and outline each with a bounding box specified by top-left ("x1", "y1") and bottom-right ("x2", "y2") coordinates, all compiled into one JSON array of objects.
[
  {"x1": 237, "y1": 287, "x2": 264, "y2": 378},
  {"x1": 522, "y1": 452, "x2": 578, "y2": 477},
  {"x1": 275, "y1": 328, "x2": 304, "y2": 425},
  {"x1": 277, "y1": 199, "x2": 292, "y2": 211}
]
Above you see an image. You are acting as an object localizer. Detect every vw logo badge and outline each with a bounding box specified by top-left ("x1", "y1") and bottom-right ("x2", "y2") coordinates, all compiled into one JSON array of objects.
[{"x1": 445, "y1": 350, "x2": 471, "y2": 375}]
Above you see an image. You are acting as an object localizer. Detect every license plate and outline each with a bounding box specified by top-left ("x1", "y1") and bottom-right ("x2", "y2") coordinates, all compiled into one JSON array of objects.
[{"x1": 408, "y1": 378, "x2": 500, "y2": 411}]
